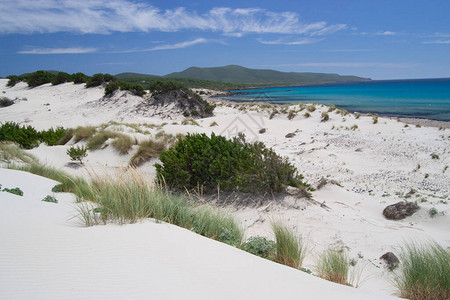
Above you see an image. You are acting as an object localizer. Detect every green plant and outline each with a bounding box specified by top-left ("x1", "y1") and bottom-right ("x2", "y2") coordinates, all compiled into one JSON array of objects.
[
  {"x1": 321, "y1": 112, "x2": 329, "y2": 122},
  {"x1": 129, "y1": 139, "x2": 168, "y2": 167},
  {"x1": 272, "y1": 222, "x2": 305, "y2": 268},
  {"x1": 315, "y1": 248, "x2": 349, "y2": 285},
  {"x1": 393, "y1": 241, "x2": 449, "y2": 300},
  {"x1": 0, "y1": 142, "x2": 38, "y2": 164},
  {"x1": 72, "y1": 72, "x2": 89, "y2": 84},
  {"x1": 86, "y1": 130, "x2": 120, "y2": 150},
  {"x1": 241, "y1": 236, "x2": 276, "y2": 259},
  {"x1": 0, "y1": 97, "x2": 14, "y2": 107},
  {"x1": 73, "y1": 126, "x2": 97, "y2": 143},
  {"x1": 52, "y1": 72, "x2": 72, "y2": 85},
  {"x1": 2, "y1": 186, "x2": 24, "y2": 196},
  {"x1": 67, "y1": 145, "x2": 88, "y2": 164},
  {"x1": 428, "y1": 207, "x2": 438, "y2": 217},
  {"x1": 0, "y1": 122, "x2": 67, "y2": 149},
  {"x1": 24, "y1": 71, "x2": 56, "y2": 87},
  {"x1": 111, "y1": 134, "x2": 136, "y2": 154},
  {"x1": 431, "y1": 153, "x2": 439, "y2": 160},
  {"x1": 42, "y1": 195, "x2": 58, "y2": 203},
  {"x1": 155, "y1": 133, "x2": 311, "y2": 195}
]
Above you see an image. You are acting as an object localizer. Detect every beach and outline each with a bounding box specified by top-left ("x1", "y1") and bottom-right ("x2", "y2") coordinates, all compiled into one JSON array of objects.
[{"x1": 1, "y1": 79, "x2": 449, "y2": 299}]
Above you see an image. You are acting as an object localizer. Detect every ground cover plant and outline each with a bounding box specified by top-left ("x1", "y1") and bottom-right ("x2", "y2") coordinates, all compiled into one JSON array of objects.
[
  {"x1": 0, "y1": 97, "x2": 14, "y2": 107},
  {"x1": 393, "y1": 241, "x2": 449, "y2": 300},
  {"x1": 155, "y1": 133, "x2": 311, "y2": 195},
  {"x1": 2, "y1": 186, "x2": 24, "y2": 196},
  {"x1": 241, "y1": 236, "x2": 276, "y2": 259}
]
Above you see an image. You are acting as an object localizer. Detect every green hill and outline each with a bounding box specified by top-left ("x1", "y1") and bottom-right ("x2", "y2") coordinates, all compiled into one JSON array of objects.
[{"x1": 164, "y1": 65, "x2": 370, "y2": 85}]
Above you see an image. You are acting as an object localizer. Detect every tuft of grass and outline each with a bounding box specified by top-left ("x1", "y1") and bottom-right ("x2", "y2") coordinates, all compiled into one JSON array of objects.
[
  {"x1": 431, "y1": 153, "x2": 440, "y2": 160},
  {"x1": 304, "y1": 112, "x2": 311, "y2": 118},
  {"x1": 181, "y1": 118, "x2": 200, "y2": 126},
  {"x1": 351, "y1": 124, "x2": 358, "y2": 131},
  {"x1": 76, "y1": 168, "x2": 243, "y2": 246},
  {"x1": 129, "y1": 139, "x2": 167, "y2": 167},
  {"x1": 269, "y1": 110, "x2": 278, "y2": 119},
  {"x1": 373, "y1": 114, "x2": 379, "y2": 124},
  {"x1": 393, "y1": 241, "x2": 450, "y2": 300},
  {"x1": 321, "y1": 112, "x2": 329, "y2": 122},
  {"x1": 287, "y1": 110, "x2": 297, "y2": 120},
  {"x1": 327, "y1": 104, "x2": 336, "y2": 112},
  {"x1": 315, "y1": 248, "x2": 349, "y2": 285},
  {"x1": 57, "y1": 128, "x2": 74, "y2": 145},
  {"x1": 428, "y1": 207, "x2": 438, "y2": 217},
  {"x1": 0, "y1": 142, "x2": 38, "y2": 164},
  {"x1": 209, "y1": 121, "x2": 218, "y2": 127},
  {"x1": 73, "y1": 126, "x2": 97, "y2": 143},
  {"x1": 272, "y1": 222, "x2": 305, "y2": 268},
  {"x1": 86, "y1": 130, "x2": 119, "y2": 150},
  {"x1": 111, "y1": 134, "x2": 137, "y2": 154},
  {"x1": 307, "y1": 105, "x2": 316, "y2": 112}
]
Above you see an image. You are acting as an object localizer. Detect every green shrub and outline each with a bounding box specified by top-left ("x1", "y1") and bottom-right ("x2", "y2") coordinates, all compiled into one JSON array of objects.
[
  {"x1": 2, "y1": 186, "x2": 24, "y2": 196},
  {"x1": 0, "y1": 122, "x2": 67, "y2": 148},
  {"x1": 241, "y1": 236, "x2": 276, "y2": 258},
  {"x1": 6, "y1": 75, "x2": 22, "y2": 87},
  {"x1": 272, "y1": 222, "x2": 305, "y2": 268},
  {"x1": 72, "y1": 72, "x2": 89, "y2": 84},
  {"x1": 104, "y1": 81, "x2": 120, "y2": 96},
  {"x1": 42, "y1": 195, "x2": 58, "y2": 203},
  {"x1": 105, "y1": 81, "x2": 145, "y2": 97},
  {"x1": 25, "y1": 71, "x2": 56, "y2": 87},
  {"x1": 52, "y1": 72, "x2": 72, "y2": 85},
  {"x1": 67, "y1": 145, "x2": 88, "y2": 164},
  {"x1": 86, "y1": 73, "x2": 115, "y2": 88},
  {"x1": 156, "y1": 133, "x2": 311, "y2": 195},
  {"x1": 315, "y1": 248, "x2": 349, "y2": 285},
  {"x1": 393, "y1": 241, "x2": 449, "y2": 300},
  {"x1": 148, "y1": 80, "x2": 185, "y2": 94},
  {"x1": 431, "y1": 153, "x2": 440, "y2": 160},
  {"x1": 0, "y1": 97, "x2": 14, "y2": 107}
]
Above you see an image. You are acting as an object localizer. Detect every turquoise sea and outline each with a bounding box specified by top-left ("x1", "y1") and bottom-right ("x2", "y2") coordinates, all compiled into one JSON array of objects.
[{"x1": 222, "y1": 78, "x2": 450, "y2": 122}]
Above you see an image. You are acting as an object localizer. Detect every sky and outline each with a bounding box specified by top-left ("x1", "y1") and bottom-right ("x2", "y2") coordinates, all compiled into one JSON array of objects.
[{"x1": 0, "y1": 0, "x2": 449, "y2": 80}]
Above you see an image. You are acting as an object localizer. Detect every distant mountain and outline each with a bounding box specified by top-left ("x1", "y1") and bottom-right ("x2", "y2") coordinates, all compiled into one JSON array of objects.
[
  {"x1": 115, "y1": 72, "x2": 160, "y2": 79},
  {"x1": 164, "y1": 65, "x2": 370, "y2": 85}
]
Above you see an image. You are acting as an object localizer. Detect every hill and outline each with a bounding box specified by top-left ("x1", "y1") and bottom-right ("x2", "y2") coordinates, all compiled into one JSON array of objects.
[{"x1": 164, "y1": 65, "x2": 370, "y2": 85}]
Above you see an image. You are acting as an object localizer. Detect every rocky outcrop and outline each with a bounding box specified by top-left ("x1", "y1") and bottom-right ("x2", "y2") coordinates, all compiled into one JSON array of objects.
[{"x1": 383, "y1": 201, "x2": 419, "y2": 220}]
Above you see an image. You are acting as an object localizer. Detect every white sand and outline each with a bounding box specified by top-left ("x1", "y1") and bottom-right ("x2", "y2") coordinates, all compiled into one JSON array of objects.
[{"x1": 1, "y1": 79, "x2": 449, "y2": 298}]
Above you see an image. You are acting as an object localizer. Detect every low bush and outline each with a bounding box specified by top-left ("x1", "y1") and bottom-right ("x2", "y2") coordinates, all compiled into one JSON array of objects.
[
  {"x1": 241, "y1": 236, "x2": 276, "y2": 259},
  {"x1": 2, "y1": 186, "x2": 24, "y2": 196},
  {"x1": 42, "y1": 195, "x2": 58, "y2": 203},
  {"x1": 104, "y1": 81, "x2": 146, "y2": 97},
  {"x1": 86, "y1": 73, "x2": 116, "y2": 88},
  {"x1": 0, "y1": 97, "x2": 14, "y2": 107},
  {"x1": 0, "y1": 122, "x2": 67, "y2": 149},
  {"x1": 67, "y1": 145, "x2": 88, "y2": 164},
  {"x1": 25, "y1": 71, "x2": 56, "y2": 87},
  {"x1": 52, "y1": 72, "x2": 72, "y2": 85},
  {"x1": 272, "y1": 222, "x2": 305, "y2": 268},
  {"x1": 155, "y1": 133, "x2": 311, "y2": 195},
  {"x1": 315, "y1": 248, "x2": 349, "y2": 285},
  {"x1": 6, "y1": 75, "x2": 22, "y2": 87},
  {"x1": 393, "y1": 241, "x2": 449, "y2": 300},
  {"x1": 72, "y1": 72, "x2": 89, "y2": 84}
]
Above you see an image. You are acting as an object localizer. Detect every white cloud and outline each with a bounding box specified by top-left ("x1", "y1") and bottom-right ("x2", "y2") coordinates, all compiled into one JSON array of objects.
[
  {"x1": 423, "y1": 40, "x2": 450, "y2": 44},
  {"x1": 258, "y1": 38, "x2": 323, "y2": 45},
  {"x1": 18, "y1": 47, "x2": 97, "y2": 54},
  {"x1": 376, "y1": 31, "x2": 396, "y2": 36},
  {"x1": 114, "y1": 38, "x2": 209, "y2": 53},
  {"x1": 0, "y1": 1, "x2": 347, "y2": 37}
]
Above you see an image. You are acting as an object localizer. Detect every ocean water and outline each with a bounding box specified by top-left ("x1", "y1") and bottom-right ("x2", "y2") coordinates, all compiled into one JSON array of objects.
[{"x1": 222, "y1": 79, "x2": 450, "y2": 122}]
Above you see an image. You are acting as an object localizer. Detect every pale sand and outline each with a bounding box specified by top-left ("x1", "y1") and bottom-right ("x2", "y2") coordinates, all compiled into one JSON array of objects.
[{"x1": 1, "y1": 79, "x2": 449, "y2": 298}]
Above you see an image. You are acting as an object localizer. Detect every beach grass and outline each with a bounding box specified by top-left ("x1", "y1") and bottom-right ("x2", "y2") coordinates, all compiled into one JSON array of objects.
[
  {"x1": 73, "y1": 126, "x2": 97, "y2": 143},
  {"x1": 111, "y1": 134, "x2": 137, "y2": 154},
  {"x1": 86, "y1": 130, "x2": 120, "y2": 150},
  {"x1": 129, "y1": 139, "x2": 167, "y2": 166},
  {"x1": 315, "y1": 247, "x2": 349, "y2": 285},
  {"x1": 393, "y1": 241, "x2": 450, "y2": 300},
  {"x1": 272, "y1": 222, "x2": 305, "y2": 268},
  {"x1": 0, "y1": 141, "x2": 38, "y2": 164}
]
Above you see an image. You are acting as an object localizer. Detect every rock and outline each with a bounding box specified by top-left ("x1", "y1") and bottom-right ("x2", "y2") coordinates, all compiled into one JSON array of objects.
[
  {"x1": 285, "y1": 132, "x2": 296, "y2": 138},
  {"x1": 383, "y1": 201, "x2": 419, "y2": 220},
  {"x1": 380, "y1": 252, "x2": 399, "y2": 270},
  {"x1": 259, "y1": 128, "x2": 266, "y2": 134}
]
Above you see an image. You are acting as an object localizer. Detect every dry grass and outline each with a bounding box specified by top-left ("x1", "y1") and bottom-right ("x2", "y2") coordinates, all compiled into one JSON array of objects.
[
  {"x1": 181, "y1": 118, "x2": 200, "y2": 126},
  {"x1": 0, "y1": 142, "x2": 38, "y2": 164},
  {"x1": 111, "y1": 134, "x2": 137, "y2": 154},
  {"x1": 129, "y1": 139, "x2": 167, "y2": 167},
  {"x1": 307, "y1": 104, "x2": 316, "y2": 112},
  {"x1": 73, "y1": 126, "x2": 97, "y2": 143},
  {"x1": 86, "y1": 130, "x2": 120, "y2": 150}
]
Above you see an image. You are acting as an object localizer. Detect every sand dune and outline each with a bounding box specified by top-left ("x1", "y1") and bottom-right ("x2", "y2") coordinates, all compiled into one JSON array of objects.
[{"x1": 1, "y1": 79, "x2": 449, "y2": 298}]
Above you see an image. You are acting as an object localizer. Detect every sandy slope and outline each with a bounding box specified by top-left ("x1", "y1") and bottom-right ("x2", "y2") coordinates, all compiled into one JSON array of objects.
[
  {"x1": 1, "y1": 79, "x2": 449, "y2": 298},
  {"x1": 0, "y1": 169, "x2": 397, "y2": 300}
]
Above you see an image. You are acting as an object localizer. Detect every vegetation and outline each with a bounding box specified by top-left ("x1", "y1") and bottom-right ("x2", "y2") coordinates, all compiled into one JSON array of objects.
[
  {"x1": 393, "y1": 241, "x2": 449, "y2": 300},
  {"x1": 111, "y1": 134, "x2": 136, "y2": 154},
  {"x1": 307, "y1": 105, "x2": 316, "y2": 112},
  {"x1": 272, "y1": 222, "x2": 305, "y2": 268},
  {"x1": 66, "y1": 145, "x2": 88, "y2": 164},
  {"x1": 86, "y1": 130, "x2": 119, "y2": 150},
  {"x1": 431, "y1": 153, "x2": 440, "y2": 160},
  {"x1": 2, "y1": 186, "x2": 24, "y2": 196},
  {"x1": 0, "y1": 122, "x2": 67, "y2": 149},
  {"x1": 321, "y1": 112, "x2": 329, "y2": 122},
  {"x1": 373, "y1": 114, "x2": 379, "y2": 124},
  {"x1": 129, "y1": 139, "x2": 168, "y2": 167},
  {"x1": 155, "y1": 133, "x2": 311, "y2": 195},
  {"x1": 287, "y1": 110, "x2": 297, "y2": 120},
  {"x1": 241, "y1": 236, "x2": 276, "y2": 259},
  {"x1": 104, "y1": 81, "x2": 145, "y2": 97},
  {"x1": 52, "y1": 72, "x2": 72, "y2": 85},
  {"x1": 315, "y1": 248, "x2": 349, "y2": 285},
  {"x1": 86, "y1": 73, "x2": 115, "y2": 88},
  {"x1": 0, "y1": 97, "x2": 14, "y2": 107},
  {"x1": 42, "y1": 195, "x2": 58, "y2": 203},
  {"x1": 0, "y1": 142, "x2": 38, "y2": 164},
  {"x1": 72, "y1": 126, "x2": 97, "y2": 143}
]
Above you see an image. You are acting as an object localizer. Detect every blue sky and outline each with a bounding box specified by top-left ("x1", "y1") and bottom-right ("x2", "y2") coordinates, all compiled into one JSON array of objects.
[{"x1": 0, "y1": 0, "x2": 449, "y2": 80}]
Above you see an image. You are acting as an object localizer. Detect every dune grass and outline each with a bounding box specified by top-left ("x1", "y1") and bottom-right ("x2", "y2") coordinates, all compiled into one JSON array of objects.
[
  {"x1": 86, "y1": 130, "x2": 120, "y2": 150},
  {"x1": 76, "y1": 168, "x2": 243, "y2": 246},
  {"x1": 272, "y1": 222, "x2": 305, "y2": 268},
  {"x1": 129, "y1": 139, "x2": 167, "y2": 167},
  {"x1": 393, "y1": 241, "x2": 449, "y2": 300},
  {"x1": 315, "y1": 248, "x2": 349, "y2": 285},
  {"x1": 111, "y1": 134, "x2": 137, "y2": 154},
  {"x1": 0, "y1": 142, "x2": 38, "y2": 164},
  {"x1": 73, "y1": 126, "x2": 97, "y2": 143}
]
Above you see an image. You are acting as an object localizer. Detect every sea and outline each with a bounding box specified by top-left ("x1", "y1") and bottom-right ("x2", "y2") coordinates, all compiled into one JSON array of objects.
[{"x1": 222, "y1": 78, "x2": 450, "y2": 122}]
